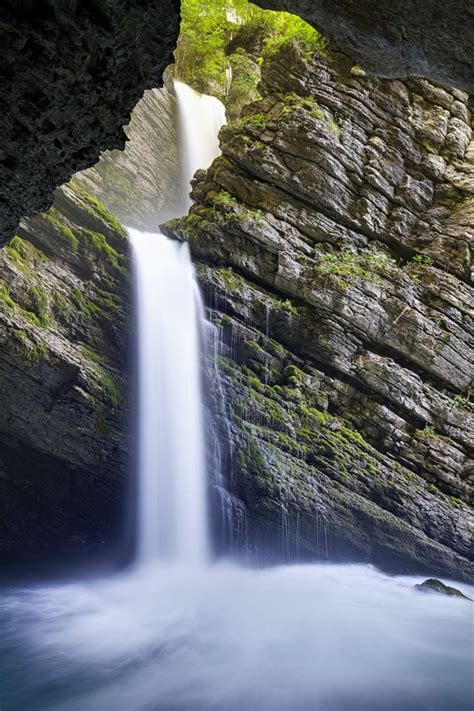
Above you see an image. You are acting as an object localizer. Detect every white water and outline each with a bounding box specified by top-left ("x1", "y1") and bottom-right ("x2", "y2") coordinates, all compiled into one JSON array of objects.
[
  {"x1": 1, "y1": 564, "x2": 472, "y2": 710},
  {"x1": 131, "y1": 231, "x2": 208, "y2": 563},
  {"x1": 130, "y1": 80, "x2": 226, "y2": 564},
  {"x1": 174, "y1": 80, "x2": 226, "y2": 212}
]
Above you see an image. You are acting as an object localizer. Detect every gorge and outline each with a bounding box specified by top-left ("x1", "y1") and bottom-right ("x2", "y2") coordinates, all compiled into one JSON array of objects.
[{"x1": 0, "y1": 1, "x2": 473, "y2": 709}]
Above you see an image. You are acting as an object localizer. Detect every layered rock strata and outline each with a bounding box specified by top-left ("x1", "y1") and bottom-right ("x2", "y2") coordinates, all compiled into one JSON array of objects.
[
  {"x1": 165, "y1": 46, "x2": 474, "y2": 580},
  {"x1": 254, "y1": 0, "x2": 474, "y2": 100},
  {"x1": 0, "y1": 183, "x2": 131, "y2": 560}
]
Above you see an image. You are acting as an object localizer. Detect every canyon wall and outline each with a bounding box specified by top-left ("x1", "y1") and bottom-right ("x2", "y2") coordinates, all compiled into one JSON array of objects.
[
  {"x1": 0, "y1": 183, "x2": 131, "y2": 561},
  {"x1": 165, "y1": 44, "x2": 473, "y2": 580}
]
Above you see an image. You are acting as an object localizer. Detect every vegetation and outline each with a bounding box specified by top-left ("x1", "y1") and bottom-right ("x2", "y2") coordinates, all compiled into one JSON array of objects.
[
  {"x1": 412, "y1": 253, "x2": 434, "y2": 266},
  {"x1": 175, "y1": 0, "x2": 325, "y2": 102},
  {"x1": 314, "y1": 248, "x2": 394, "y2": 288},
  {"x1": 44, "y1": 209, "x2": 79, "y2": 251},
  {"x1": 214, "y1": 190, "x2": 266, "y2": 225}
]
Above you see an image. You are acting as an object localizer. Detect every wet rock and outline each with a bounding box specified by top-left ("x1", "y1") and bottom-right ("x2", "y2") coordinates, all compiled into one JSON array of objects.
[
  {"x1": 415, "y1": 578, "x2": 471, "y2": 599},
  {"x1": 164, "y1": 44, "x2": 473, "y2": 581},
  {"x1": 0, "y1": 181, "x2": 131, "y2": 560}
]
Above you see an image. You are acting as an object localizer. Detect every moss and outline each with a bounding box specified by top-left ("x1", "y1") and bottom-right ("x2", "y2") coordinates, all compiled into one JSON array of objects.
[
  {"x1": 216, "y1": 266, "x2": 244, "y2": 294},
  {"x1": 213, "y1": 191, "x2": 266, "y2": 226},
  {"x1": 280, "y1": 92, "x2": 324, "y2": 119},
  {"x1": 417, "y1": 425, "x2": 436, "y2": 439},
  {"x1": 412, "y1": 253, "x2": 434, "y2": 266},
  {"x1": 273, "y1": 298, "x2": 298, "y2": 316},
  {"x1": 45, "y1": 208, "x2": 79, "y2": 251},
  {"x1": 12, "y1": 329, "x2": 48, "y2": 366},
  {"x1": 80, "y1": 228, "x2": 122, "y2": 268},
  {"x1": 428, "y1": 483, "x2": 439, "y2": 494},
  {"x1": 29, "y1": 285, "x2": 50, "y2": 327},
  {"x1": 82, "y1": 345, "x2": 122, "y2": 411},
  {"x1": 6, "y1": 235, "x2": 48, "y2": 274},
  {"x1": 0, "y1": 284, "x2": 42, "y2": 327},
  {"x1": 231, "y1": 113, "x2": 269, "y2": 135},
  {"x1": 449, "y1": 496, "x2": 464, "y2": 508},
  {"x1": 314, "y1": 248, "x2": 395, "y2": 289},
  {"x1": 70, "y1": 181, "x2": 127, "y2": 238}
]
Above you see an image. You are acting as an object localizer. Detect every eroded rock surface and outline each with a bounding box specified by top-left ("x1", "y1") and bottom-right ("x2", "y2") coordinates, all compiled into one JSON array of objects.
[
  {"x1": 0, "y1": 0, "x2": 180, "y2": 243},
  {"x1": 0, "y1": 183, "x2": 131, "y2": 560},
  {"x1": 165, "y1": 45, "x2": 474, "y2": 580},
  {"x1": 254, "y1": 0, "x2": 474, "y2": 100},
  {"x1": 76, "y1": 73, "x2": 181, "y2": 231}
]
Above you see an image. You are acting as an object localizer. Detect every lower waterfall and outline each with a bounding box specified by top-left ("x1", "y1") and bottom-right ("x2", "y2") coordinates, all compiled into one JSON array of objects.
[{"x1": 131, "y1": 230, "x2": 208, "y2": 564}]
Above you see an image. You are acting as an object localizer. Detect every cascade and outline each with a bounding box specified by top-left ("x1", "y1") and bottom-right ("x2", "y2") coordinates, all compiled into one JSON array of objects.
[{"x1": 130, "y1": 80, "x2": 226, "y2": 564}]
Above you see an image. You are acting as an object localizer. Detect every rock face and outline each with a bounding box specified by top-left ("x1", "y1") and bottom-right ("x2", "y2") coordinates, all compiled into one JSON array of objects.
[
  {"x1": 75, "y1": 73, "x2": 181, "y2": 231},
  {"x1": 165, "y1": 45, "x2": 474, "y2": 580},
  {"x1": 254, "y1": 0, "x2": 474, "y2": 101},
  {"x1": 0, "y1": 183, "x2": 131, "y2": 560},
  {"x1": 415, "y1": 578, "x2": 471, "y2": 599},
  {"x1": 0, "y1": 0, "x2": 180, "y2": 243}
]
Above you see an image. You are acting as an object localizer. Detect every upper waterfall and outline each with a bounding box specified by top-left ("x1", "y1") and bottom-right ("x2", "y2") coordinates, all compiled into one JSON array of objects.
[{"x1": 174, "y1": 80, "x2": 227, "y2": 213}]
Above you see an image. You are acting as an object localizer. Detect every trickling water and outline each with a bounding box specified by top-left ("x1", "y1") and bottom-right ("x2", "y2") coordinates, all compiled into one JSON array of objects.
[{"x1": 130, "y1": 80, "x2": 226, "y2": 564}]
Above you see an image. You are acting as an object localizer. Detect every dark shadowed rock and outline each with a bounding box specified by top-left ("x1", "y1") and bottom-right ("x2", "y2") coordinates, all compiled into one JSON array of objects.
[
  {"x1": 0, "y1": 181, "x2": 131, "y2": 561},
  {"x1": 0, "y1": 0, "x2": 180, "y2": 244},
  {"x1": 253, "y1": 0, "x2": 474, "y2": 100},
  {"x1": 415, "y1": 578, "x2": 471, "y2": 599}
]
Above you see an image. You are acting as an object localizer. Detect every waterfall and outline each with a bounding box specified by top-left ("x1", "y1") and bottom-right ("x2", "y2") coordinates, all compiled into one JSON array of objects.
[
  {"x1": 130, "y1": 81, "x2": 226, "y2": 565},
  {"x1": 174, "y1": 80, "x2": 226, "y2": 211}
]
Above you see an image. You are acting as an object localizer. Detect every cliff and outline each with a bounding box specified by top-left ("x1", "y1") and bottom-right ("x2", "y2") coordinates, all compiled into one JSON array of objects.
[
  {"x1": 0, "y1": 183, "x2": 131, "y2": 561},
  {"x1": 165, "y1": 45, "x2": 473, "y2": 580}
]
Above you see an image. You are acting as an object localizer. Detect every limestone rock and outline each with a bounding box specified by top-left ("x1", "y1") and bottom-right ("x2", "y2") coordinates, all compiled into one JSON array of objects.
[
  {"x1": 165, "y1": 45, "x2": 474, "y2": 581},
  {"x1": 254, "y1": 0, "x2": 474, "y2": 100}
]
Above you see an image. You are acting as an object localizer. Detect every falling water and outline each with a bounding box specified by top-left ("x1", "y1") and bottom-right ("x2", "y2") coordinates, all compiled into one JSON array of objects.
[
  {"x1": 174, "y1": 80, "x2": 226, "y2": 212},
  {"x1": 130, "y1": 80, "x2": 226, "y2": 564}
]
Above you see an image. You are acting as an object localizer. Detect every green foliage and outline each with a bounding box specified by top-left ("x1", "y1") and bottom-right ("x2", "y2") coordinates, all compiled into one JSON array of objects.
[
  {"x1": 0, "y1": 284, "x2": 42, "y2": 327},
  {"x1": 315, "y1": 248, "x2": 394, "y2": 288},
  {"x1": 175, "y1": 0, "x2": 324, "y2": 100},
  {"x1": 82, "y1": 346, "x2": 122, "y2": 411},
  {"x1": 214, "y1": 190, "x2": 266, "y2": 225},
  {"x1": 280, "y1": 93, "x2": 324, "y2": 119},
  {"x1": 13, "y1": 329, "x2": 48, "y2": 366},
  {"x1": 412, "y1": 253, "x2": 434, "y2": 266},
  {"x1": 417, "y1": 425, "x2": 436, "y2": 439},
  {"x1": 81, "y1": 229, "x2": 121, "y2": 268},
  {"x1": 70, "y1": 182, "x2": 127, "y2": 238},
  {"x1": 452, "y1": 393, "x2": 472, "y2": 410},
  {"x1": 45, "y1": 208, "x2": 79, "y2": 251}
]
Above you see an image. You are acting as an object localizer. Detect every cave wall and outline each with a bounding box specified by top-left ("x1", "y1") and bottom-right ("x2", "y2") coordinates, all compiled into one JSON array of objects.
[
  {"x1": 165, "y1": 44, "x2": 473, "y2": 580},
  {"x1": 0, "y1": 0, "x2": 180, "y2": 244},
  {"x1": 254, "y1": 0, "x2": 474, "y2": 100},
  {"x1": 0, "y1": 182, "x2": 131, "y2": 560}
]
